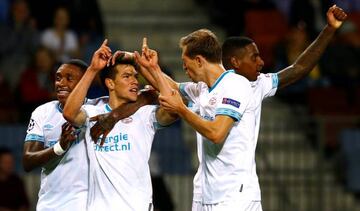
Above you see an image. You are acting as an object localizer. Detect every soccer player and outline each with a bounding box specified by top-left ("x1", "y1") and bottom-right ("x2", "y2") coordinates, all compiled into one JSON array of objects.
[
  {"x1": 23, "y1": 57, "x2": 153, "y2": 210},
  {"x1": 219, "y1": 5, "x2": 348, "y2": 176},
  {"x1": 23, "y1": 59, "x2": 103, "y2": 211},
  {"x1": 63, "y1": 39, "x2": 177, "y2": 211},
  {"x1": 137, "y1": 29, "x2": 257, "y2": 210}
]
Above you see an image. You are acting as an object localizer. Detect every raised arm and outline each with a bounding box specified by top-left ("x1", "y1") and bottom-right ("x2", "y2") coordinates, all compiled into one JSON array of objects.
[
  {"x1": 135, "y1": 38, "x2": 178, "y2": 125},
  {"x1": 63, "y1": 39, "x2": 112, "y2": 127},
  {"x1": 23, "y1": 122, "x2": 76, "y2": 172},
  {"x1": 277, "y1": 5, "x2": 347, "y2": 89},
  {"x1": 137, "y1": 38, "x2": 179, "y2": 91}
]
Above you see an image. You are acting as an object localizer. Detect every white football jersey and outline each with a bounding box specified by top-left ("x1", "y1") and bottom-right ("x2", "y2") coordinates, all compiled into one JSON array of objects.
[
  {"x1": 24, "y1": 97, "x2": 107, "y2": 211},
  {"x1": 83, "y1": 104, "x2": 160, "y2": 211},
  {"x1": 180, "y1": 71, "x2": 276, "y2": 204},
  {"x1": 250, "y1": 73, "x2": 278, "y2": 148}
]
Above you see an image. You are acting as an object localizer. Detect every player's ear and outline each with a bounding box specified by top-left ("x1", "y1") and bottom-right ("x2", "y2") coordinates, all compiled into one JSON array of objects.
[
  {"x1": 105, "y1": 78, "x2": 115, "y2": 90},
  {"x1": 196, "y1": 55, "x2": 204, "y2": 67},
  {"x1": 230, "y1": 56, "x2": 241, "y2": 68}
]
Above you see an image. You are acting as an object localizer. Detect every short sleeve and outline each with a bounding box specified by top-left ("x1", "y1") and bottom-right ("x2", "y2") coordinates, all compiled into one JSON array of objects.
[
  {"x1": 179, "y1": 82, "x2": 203, "y2": 102},
  {"x1": 215, "y1": 74, "x2": 252, "y2": 122},
  {"x1": 139, "y1": 105, "x2": 161, "y2": 130},
  {"x1": 259, "y1": 73, "x2": 278, "y2": 99},
  {"x1": 25, "y1": 106, "x2": 45, "y2": 142}
]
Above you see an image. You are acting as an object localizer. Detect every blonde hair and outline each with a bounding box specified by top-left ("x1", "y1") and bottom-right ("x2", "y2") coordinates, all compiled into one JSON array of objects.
[{"x1": 179, "y1": 29, "x2": 222, "y2": 63}]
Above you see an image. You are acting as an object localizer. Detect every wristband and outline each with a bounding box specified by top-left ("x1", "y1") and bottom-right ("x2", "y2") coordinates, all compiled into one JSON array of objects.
[{"x1": 53, "y1": 142, "x2": 66, "y2": 156}]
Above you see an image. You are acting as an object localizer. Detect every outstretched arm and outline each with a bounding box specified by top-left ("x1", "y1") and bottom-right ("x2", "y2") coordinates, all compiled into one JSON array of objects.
[
  {"x1": 63, "y1": 39, "x2": 112, "y2": 127},
  {"x1": 23, "y1": 122, "x2": 76, "y2": 172},
  {"x1": 277, "y1": 5, "x2": 347, "y2": 89}
]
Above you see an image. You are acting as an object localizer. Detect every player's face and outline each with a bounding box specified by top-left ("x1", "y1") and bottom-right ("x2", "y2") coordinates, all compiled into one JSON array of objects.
[
  {"x1": 235, "y1": 43, "x2": 264, "y2": 81},
  {"x1": 112, "y1": 64, "x2": 139, "y2": 103},
  {"x1": 181, "y1": 48, "x2": 199, "y2": 82},
  {"x1": 55, "y1": 64, "x2": 84, "y2": 106}
]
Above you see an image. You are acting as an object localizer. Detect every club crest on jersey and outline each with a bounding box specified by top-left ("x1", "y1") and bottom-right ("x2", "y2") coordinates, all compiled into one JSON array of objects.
[
  {"x1": 209, "y1": 97, "x2": 217, "y2": 105},
  {"x1": 222, "y1": 98, "x2": 240, "y2": 108},
  {"x1": 121, "y1": 117, "x2": 133, "y2": 124},
  {"x1": 27, "y1": 119, "x2": 35, "y2": 132}
]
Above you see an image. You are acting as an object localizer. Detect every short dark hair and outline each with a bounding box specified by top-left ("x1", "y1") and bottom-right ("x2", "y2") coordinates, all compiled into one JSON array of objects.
[
  {"x1": 222, "y1": 36, "x2": 254, "y2": 70},
  {"x1": 99, "y1": 55, "x2": 139, "y2": 91},
  {"x1": 65, "y1": 59, "x2": 89, "y2": 73},
  {"x1": 179, "y1": 29, "x2": 222, "y2": 63}
]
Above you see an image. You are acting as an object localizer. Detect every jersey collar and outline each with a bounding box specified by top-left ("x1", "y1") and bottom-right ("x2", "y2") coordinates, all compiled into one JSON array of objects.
[
  {"x1": 208, "y1": 69, "x2": 234, "y2": 92},
  {"x1": 105, "y1": 104, "x2": 112, "y2": 112},
  {"x1": 56, "y1": 98, "x2": 89, "y2": 113}
]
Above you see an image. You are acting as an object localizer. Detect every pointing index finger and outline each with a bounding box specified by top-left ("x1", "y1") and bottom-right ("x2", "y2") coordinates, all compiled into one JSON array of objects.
[
  {"x1": 142, "y1": 37, "x2": 148, "y2": 50},
  {"x1": 102, "y1": 39, "x2": 108, "y2": 47}
]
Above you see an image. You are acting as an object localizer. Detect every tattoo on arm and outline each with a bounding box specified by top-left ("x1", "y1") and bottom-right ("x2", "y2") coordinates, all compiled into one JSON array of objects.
[{"x1": 278, "y1": 25, "x2": 336, "y2": 89}]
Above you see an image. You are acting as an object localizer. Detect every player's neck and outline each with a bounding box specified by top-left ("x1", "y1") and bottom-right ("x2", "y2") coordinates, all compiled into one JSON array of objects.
[
  {"x1": 205, "y1": 64, "x2": 226, "y2": 88},
  {"x1": 108, "y1": 93, "x2": 133, "y2": 110}
]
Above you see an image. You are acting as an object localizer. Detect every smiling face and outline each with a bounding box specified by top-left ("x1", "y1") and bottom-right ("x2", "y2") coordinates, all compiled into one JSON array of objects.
[
  {"x1": 55, "y1": 64, "x2": 84, "y2": 106},
  {"x1": 107, "y1": 64, "x2": 139, "y2": 103}
]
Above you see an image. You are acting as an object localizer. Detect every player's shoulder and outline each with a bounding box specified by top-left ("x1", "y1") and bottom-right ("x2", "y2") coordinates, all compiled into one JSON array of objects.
[
  {"x1": 32, "y1": 100, "x2": 59, "y2": 114},
  {"x1": 258, "y1": 73, "x2": 275, "y2": 80},
  {"x1": 197, "y1": 81, "x2": 208, "y2": 89},
  {"x1": 29, "y1": 100, "x2": 61, "y2": 121},
  {"x1": 85, "y1": 96, "x2": 109, "y2": 106},
  {"x1": 123, "y1": 105, "x2": 158, "y2": 123},
  {"x1": 82, "y1": 102, "x2": 104, "y2": 114},
  {"x1": 255, "y1": 72, "x2": 278, "y2": 87},
  {"x1": 181, "y1": 81, "x2": 207, "y2": 90},
  {"x1": 225, "y1": 70, "x2": 251, "y2": 88},
  {"x1": 137, "y1": 105, "x2": 157, "y2": 113}
]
